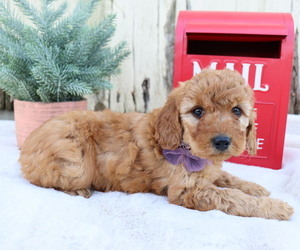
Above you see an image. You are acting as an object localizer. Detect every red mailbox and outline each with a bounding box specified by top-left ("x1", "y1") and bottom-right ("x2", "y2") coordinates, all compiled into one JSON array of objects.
[{"x1": 173, "y1": 11, "x2": 294, "y2": 169}]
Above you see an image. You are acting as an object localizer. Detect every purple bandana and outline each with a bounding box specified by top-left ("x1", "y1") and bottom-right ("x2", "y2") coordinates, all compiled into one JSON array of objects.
[{"x1": 162, "y1": 143, "x2": 209, "y2": 172}]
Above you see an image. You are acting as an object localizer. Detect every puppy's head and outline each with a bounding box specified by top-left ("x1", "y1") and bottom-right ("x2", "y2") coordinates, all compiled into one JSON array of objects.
[{"x1": 155, "y1": 69, "x2": 256, "y2": 162}]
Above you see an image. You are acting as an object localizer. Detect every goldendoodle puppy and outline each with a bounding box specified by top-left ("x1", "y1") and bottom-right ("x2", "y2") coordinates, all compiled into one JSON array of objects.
[{"x1": 20, "y1": 69, "x2": 293, "y2": 220}]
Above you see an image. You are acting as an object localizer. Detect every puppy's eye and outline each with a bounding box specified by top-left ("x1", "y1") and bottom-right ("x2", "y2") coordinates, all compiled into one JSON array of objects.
[
  {"x1": 192, "y1": 107, "x2": 204, "y2": 118},
  {"x1": 232, "y1": 107, "x2": 242, "y2": 117}
]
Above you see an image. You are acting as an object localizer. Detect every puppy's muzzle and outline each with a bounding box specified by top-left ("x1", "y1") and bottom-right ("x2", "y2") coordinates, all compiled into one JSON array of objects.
[{"x1": 212, "y1": 135, "x2": 231, "y2": 151}]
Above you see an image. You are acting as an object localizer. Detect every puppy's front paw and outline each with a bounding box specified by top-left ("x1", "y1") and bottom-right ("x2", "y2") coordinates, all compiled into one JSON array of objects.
[
  {"x1": 261, "y1": 198, "x2": 294, "y2": 220},
  {"x1": 242, "y1": 182, "x2": 270, "y2": 197},
  {"x1": 278, "y1": 202, "x2": 294, "y2": 220}
]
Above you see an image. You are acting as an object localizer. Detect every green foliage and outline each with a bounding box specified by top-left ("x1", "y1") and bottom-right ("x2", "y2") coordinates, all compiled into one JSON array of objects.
[{"x1": 0, "y1": 0, "x2": 130, "y2": 102}]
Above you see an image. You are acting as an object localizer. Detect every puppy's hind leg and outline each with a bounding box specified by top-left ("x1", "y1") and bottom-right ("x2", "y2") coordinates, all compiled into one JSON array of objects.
[
  {"x1": 22, "y1": 159, "x2": 94, "y2": 198},
  {"x1": 20, "y1": 140, "x2": 95, "y2": 198}
]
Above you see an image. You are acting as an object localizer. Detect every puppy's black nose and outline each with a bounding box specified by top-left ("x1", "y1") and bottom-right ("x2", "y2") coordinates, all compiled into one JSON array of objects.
[{"x1": 212, "y1": 135, "x2": 231, "y2": 151}]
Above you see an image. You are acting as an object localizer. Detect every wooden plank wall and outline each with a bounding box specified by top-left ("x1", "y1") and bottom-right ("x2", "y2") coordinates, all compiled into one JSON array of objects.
[
  {"x1": 91, "y1": 0, "x2": 300, "y2": 114},
  {"x1": 1, "y1": 0, "x2": 300, "y2": 113},
  {"x1": 88, "y1": 0, "x2": 175, "y2": 113}
]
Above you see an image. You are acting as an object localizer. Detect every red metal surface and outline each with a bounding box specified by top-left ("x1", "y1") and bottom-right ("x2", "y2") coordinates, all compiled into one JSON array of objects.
[{"x1": 173, "y1": 11, "x2": 294, "y2": 169}]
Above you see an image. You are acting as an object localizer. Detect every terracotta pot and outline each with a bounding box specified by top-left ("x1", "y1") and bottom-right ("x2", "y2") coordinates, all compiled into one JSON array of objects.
[{"x1": 14, "y1": 99, "x2": 87, "y2": 147}]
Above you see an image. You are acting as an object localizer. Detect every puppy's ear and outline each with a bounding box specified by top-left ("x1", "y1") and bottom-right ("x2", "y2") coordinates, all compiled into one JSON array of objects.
[
  {"x1": 154, "y1": 88, "x2": 183, "y2": 150},
  {"x1": 246, "y1": 111, "x2": 257, "y2": 155}
]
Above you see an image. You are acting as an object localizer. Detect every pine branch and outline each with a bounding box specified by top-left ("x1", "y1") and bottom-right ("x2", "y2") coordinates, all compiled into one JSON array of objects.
[
  {"x1": 86, "y1": 14, "x2": 117, "y2": 62},
  {"x1": 0, "y1": 0, "x2": 28, "y2": 38},
  {"x1": 27, "y1": 42, "x2": 64, "y2": 101},
  {"x1": 12, "y1": 0, "x2": 43, "y2": 31},
  {"x1": 89, "y1": 79, "x2": 112, "y2": 91},
  {"x1": 59, "y1": 28, "x2": 91, "y2": 66},
  {"x1": 0, "y1": 66, "x2": 35, "y2": 101},
  {"x1": 36, "y1": 87, "x2": 51, "y2": 102},
  {"x1": 50, "y1": 0, "x2": 100, "y2": 46},
  {"x1": 0, "y1": 28, "x2": 29, "y2": 62},
  {"x1": 43, "y1": 0, "x2": 56, "y2": 6},
  {"x1": 64, "y1": 80, "x2": 93, "y2": 96},
  {"x1": 96, "y1": 41, "x2": 130, "y2": 77},
  {"x1": 44, "y1": 1, "x2": 67, "y2": 28},
  {"x1": 0, "y1": 0, "x2": 129, "y2": 102}
]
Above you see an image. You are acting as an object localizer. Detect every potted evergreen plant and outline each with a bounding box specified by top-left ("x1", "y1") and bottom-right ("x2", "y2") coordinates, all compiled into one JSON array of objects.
[{"x1": 0, "y1": 0, "x2": 129, "y2": 147}]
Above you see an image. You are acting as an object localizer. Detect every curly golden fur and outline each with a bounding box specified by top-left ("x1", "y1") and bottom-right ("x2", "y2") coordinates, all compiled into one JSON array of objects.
[{"x1": 20, "y1": 69, "x2": 293, "y2": 220}]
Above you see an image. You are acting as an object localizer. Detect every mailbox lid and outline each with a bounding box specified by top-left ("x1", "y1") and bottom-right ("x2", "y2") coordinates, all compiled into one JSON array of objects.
[
  {"x1": 178, "y1": 11, "x2": 292, "y2": 36},
  {"x1": 174, "y1": 11, "x2": 294, "y2": 88}
]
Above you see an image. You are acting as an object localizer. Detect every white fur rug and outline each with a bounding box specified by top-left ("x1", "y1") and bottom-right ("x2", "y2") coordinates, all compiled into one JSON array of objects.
[{"x1": 1, "y1": 115, "x2": 300, "y2": 250}]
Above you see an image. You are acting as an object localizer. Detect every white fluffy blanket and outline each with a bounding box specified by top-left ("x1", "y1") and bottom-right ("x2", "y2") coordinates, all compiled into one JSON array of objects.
[{"x1": 1, "y1": 115, "x2": 300, "y2": 250}]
